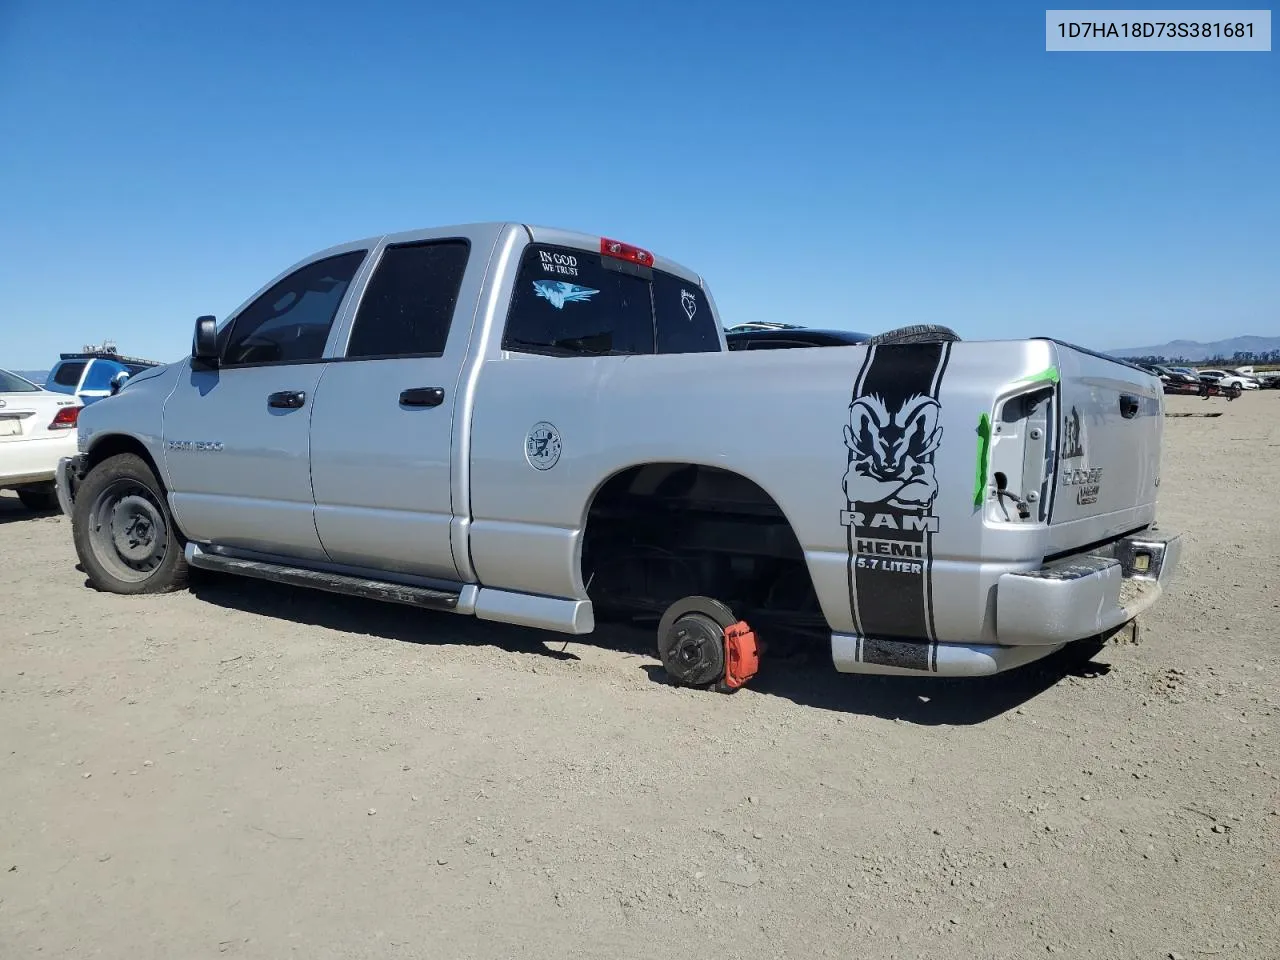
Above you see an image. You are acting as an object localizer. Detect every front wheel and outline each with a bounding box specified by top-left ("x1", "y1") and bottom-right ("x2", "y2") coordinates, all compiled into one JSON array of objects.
[{"x1": 71, "y1": 453, "x2": 189, "y2": 595}]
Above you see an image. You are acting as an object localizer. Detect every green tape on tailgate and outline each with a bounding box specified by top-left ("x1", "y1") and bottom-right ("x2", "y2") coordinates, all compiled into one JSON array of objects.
[{"x1": 974, "y1": 412, "x2": 992, "y2": 507}]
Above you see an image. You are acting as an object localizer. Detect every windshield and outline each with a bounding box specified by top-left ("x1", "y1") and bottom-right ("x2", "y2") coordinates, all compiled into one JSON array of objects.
[{"x1": 0, "y1": 369, "x2": 41, "y2": 393}]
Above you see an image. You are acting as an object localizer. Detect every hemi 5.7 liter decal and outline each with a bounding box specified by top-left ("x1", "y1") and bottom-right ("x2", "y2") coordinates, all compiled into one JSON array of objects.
[{"x1": 840, "y1": 342, "x2": 953, "y2": 670}]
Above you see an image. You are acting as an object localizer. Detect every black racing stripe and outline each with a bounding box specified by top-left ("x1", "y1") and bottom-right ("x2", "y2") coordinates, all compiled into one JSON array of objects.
[{"x1": 842, "y1": 342, "x2": 949, "y2": 644}]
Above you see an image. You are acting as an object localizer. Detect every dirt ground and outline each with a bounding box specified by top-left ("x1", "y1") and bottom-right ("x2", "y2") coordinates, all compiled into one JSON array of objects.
[{"x1": 2, "y1": 391, "x2": 1276, "y2": 960}]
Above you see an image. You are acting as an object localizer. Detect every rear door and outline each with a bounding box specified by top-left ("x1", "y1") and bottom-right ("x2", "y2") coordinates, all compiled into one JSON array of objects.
[
  {"x1": 162, "y1": 247, "x2": 369, "y2": 560},
  {"x1": 308, "y1": 235, "x2": 474, "y2": 581},
  {"x1": 1050, "y1": 343, "x2": 1163, "y2": 533}
]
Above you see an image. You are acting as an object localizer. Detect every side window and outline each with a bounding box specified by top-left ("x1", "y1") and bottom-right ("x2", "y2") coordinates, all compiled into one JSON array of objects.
[
  {"x1": 221, "y1": 250, "x2": 367, "y2": 366},
  {"x1": 51, "y1": 361, "x2": 86, "y2": 387},
  {"x1": 503, "y1": 244, "x2": 654, "y2": 356},
  {"x1": 652, "y1": 272, "x2": 720, "y2": 354},
  {"x1": 345, "y1": 240, "x2": 470, "y2": 358},
  {"x1": 81, "y1": 361, "x2": 118, "y2": 391}
]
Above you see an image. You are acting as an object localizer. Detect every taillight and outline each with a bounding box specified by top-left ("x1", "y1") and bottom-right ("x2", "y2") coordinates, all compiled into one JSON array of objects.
[
  {"x1": 600, "y1": 237, "x2": 654, "y2": 267},
  {"x1": 49, "y1": 406, "x2": 80, "y2": 430}
]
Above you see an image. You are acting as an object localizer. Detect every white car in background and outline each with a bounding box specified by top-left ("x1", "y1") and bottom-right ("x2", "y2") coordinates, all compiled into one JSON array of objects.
[
  {"x1": 1197, "y1": 368, "x2": 1260, "y2": 390},
  {"x1": 1, "y1": 368, "x2": 82, "y2": 511}
]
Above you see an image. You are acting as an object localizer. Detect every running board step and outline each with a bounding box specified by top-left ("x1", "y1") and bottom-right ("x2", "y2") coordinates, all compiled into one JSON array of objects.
[{"x1": 185, "y1": 547, "x2": 460, "y2": 611}]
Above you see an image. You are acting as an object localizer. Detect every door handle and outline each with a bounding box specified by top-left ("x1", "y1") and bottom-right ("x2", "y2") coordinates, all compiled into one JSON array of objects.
[
  {"x1": 1119, "y1": 394, "x2": 1139, "y2": 419},
  {"x1": 399, "y1": 387, "x2": 445, "y2": 408},
  {"x1": 268, "y1": 390, "x2": 307, "y2": 409}
]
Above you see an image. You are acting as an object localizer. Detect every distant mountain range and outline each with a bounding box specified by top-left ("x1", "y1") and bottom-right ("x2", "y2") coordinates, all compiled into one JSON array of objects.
[{"x1": 1107, "y1": 336, "x2": 1280, "y2": 362}]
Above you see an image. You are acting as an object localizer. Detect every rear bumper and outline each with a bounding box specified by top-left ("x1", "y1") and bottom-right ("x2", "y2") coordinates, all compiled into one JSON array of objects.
[
  {"x1": 830, "y1": 528, "x2": 1182, "y2": 678},
  {"x1": 1, "y1": 433, "x2": 80, "y2": 489},
  {"x1": 995, "y1": 528, "x2": 1181, "y2": 646}
]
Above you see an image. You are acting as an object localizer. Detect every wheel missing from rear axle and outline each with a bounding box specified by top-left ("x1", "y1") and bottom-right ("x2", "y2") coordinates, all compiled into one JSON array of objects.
[{"x1": 657, "y1": 596, "x2": 759, "y2": 694}]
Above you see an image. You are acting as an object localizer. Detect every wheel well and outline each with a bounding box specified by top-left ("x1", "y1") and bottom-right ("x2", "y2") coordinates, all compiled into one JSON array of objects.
[
  {"x1": 581, "y1": 463, "x2": 825, "y2": 644},
  {"x1": 86, "y1": 435, "x2": 167, "y2": 491}
]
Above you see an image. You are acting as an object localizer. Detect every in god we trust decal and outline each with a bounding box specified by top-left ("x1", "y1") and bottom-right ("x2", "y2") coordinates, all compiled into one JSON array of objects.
[
  {"x1": 840, "y1": 342, "x2": 953, "y2": 669},
  {"x1": 537, "y1": 249, "x2": 581, "y2": 278}
]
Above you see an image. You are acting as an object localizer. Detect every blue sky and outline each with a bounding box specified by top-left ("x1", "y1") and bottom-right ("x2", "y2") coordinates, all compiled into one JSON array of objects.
[{"x1": 1, "y1": 0, "x2": 1275, "y2": 368}]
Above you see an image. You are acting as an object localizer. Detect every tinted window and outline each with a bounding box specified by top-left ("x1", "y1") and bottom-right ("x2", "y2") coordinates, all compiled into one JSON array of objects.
[
  {"x1": 346, "y1": 240, "x2": 470, "y2": 358},
  {"x1": 503, "y1": 244, "x2": 654, "y2": 356},
  {"x1": 652, "y1": 271, "x2": 719, "y2": 354},
  {"x1": 51, "y1": 361, "x2": 86, "y2": 387},
  {"x1": 221, "y1": 250, "x2": 367, "y2": 365},
  {"x1": 0, "y1": 369, "x2": 40, "y2": 392}
]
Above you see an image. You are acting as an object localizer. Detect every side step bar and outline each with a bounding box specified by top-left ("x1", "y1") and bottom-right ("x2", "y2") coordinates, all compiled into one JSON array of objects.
[{"x1": 185, "y1": 544, "x2": 461, "y2": 612}]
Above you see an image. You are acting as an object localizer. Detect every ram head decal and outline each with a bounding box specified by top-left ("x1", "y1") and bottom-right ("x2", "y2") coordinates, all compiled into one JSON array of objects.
[{"x1": 843, "y1": 393, "x2": 943, "y2": 509}]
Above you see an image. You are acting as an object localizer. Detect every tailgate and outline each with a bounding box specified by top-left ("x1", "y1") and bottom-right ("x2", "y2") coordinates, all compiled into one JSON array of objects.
[{"x1": 1050, "y1": 342, "x2": 1163, "y2": 531}]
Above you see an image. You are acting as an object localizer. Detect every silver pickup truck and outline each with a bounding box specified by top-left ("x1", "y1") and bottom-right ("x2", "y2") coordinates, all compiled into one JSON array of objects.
[{"x1": 56, "y1": 221, "x2": 1181, "y2": 692}]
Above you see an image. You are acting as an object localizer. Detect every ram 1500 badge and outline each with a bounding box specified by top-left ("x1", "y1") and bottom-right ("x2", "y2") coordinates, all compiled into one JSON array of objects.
[{"x1": 56, "y1": 221, "x2": 1182, "y2": 694}]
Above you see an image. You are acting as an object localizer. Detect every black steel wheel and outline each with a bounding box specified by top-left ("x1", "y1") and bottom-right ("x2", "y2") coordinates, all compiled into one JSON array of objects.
[{"x1": 72, "y1": 453, "x2": 189, "y2": 595}]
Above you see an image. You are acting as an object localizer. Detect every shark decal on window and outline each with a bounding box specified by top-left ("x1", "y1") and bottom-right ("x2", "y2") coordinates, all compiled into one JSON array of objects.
[{"x1": 532, "y1": 280, "x2": 600, "y2": 310}]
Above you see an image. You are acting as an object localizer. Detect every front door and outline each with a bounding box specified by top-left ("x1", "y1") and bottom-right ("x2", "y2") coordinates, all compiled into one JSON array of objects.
[
  {"x1": 162, "y1": 248, "x2": 369, "y2": 561},
  {"x1": 308, "y1": 236, "x2": 473, "y2": 581}
]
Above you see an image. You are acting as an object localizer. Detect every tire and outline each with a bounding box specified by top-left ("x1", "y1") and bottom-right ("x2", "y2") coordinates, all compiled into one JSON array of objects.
[
  {"x1": 866, "y1": 324, "x2": 962, "y2": 345},
  {"x1": 17, "y1": 482, "x2": 58, "y2": 512},
  {"x1": 71, "y1": 453, "x2": 189, "y2": 595}
]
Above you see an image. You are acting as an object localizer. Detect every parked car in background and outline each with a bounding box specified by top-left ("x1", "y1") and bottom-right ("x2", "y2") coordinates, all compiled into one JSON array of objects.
[
  {"x1": 1197, "y1": 368, "x2": 1259, "y2": 390},
  {"x1": 725, "y1": 323, "x2": 874, "y2": 351},
  {"x1": 724, "y1": 322, "x2": 959, "y2": 351},
  {"x1": 44, "y1": 351, "x2": 162, "y2": 406},
  {"x1": 0, "y1": 367, "x2": 81, "y2": 510},
  {"x1": 1155, "y1": 365, "x2": 1198, "y2": 384}
]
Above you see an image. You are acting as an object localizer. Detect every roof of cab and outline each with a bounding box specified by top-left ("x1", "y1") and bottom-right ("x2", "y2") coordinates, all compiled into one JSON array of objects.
[{"x1": 341, "y1": 221, "x2": 704, "y2": 287}]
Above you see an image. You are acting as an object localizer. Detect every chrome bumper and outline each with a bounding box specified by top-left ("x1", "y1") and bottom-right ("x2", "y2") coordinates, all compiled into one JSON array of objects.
[
  {"x1": 830, "y1": 528, "x2": 1182, "y2": 678},
  {"x1": 995, "y1": 528, "x2": 1182, "y2": 646}
]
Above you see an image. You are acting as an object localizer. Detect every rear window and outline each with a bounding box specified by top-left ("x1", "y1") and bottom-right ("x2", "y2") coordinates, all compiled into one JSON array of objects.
[
  {"x1": 51, "y1": 361, "x2": 86, "y2": 387},
  {"x1": 502, "y1": 243, "x2": 718, "y2": 357},
  {"x1": 503, "y1": 244, "x2": 654, "y2": 356},
  {"x1": 0, "y1": 369, "x2": 40, "y2": 392}
]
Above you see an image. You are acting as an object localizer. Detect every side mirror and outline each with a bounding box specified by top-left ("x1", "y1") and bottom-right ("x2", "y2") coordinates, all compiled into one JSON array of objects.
[
  {"x1": 109, "y1": 371, "x2": 130, "y2": 395},
  {"x1": 192, "y1": 315, "x2": 219, "y2": 369}
]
